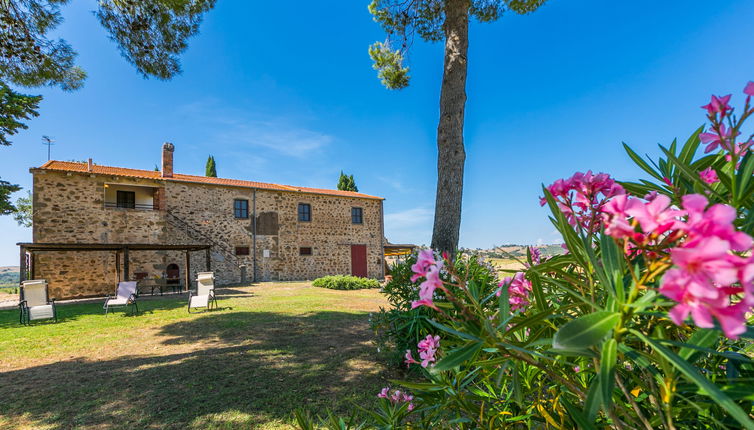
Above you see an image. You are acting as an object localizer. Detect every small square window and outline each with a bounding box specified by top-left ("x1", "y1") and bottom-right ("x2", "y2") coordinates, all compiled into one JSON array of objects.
[
  {"x1": 116, "y1": 191, "x2": 135, "y2": 209},
  {"x1": 235, "y1": 246, "x2": 250, "y2": 256},
  {"x1": 299, "y1": 247, "x2": 312, "y2": 256},
  {"x1": 234, "y1": 199, "x2": 249, "y2": 219},
  {"x1": 298, "y1": 203, "x2": 311, "y2": 222},
  {"x1": 351, "y1": 207, "x2": 363, "y2": 224}
]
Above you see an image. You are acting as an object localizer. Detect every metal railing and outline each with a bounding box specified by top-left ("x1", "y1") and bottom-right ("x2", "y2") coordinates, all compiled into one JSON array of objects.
[
  {"x1": 104, "y1": 202, "x2": 157, "y2": 210},
  {"x1": 165, "y1": 210, "x2": 242, "y2": 266}
]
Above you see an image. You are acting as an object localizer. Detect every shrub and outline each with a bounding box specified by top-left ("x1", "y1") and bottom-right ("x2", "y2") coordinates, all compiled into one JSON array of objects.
[
  {"x1": 312, "y1": 275, "x2": 379, "y2": 290},
  {"x1": 371, "y1": 252, "x2": 500, "y2": 366},
  {"x1": 295, "y1": 82, "x2": 754, "y2": 429}
]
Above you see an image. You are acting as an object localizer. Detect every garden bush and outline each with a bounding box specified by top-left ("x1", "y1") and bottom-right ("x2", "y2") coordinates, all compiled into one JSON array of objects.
[
  {"x1": 370, "y1": 252, "x2": 500, "y2": 366},
  {"x1": 312, "y1": 275, "x2": 380, "y2": 290},
  {"x1": 296, "y1": 82, "x2": 754, "y2": 429}
]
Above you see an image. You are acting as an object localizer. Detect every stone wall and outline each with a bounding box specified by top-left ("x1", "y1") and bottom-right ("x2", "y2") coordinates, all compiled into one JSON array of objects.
[{"x1": 30, "y1": 169, "x2": 384, "y2": 298}]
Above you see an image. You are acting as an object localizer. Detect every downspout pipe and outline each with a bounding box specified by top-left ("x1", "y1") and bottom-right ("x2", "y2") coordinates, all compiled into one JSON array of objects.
[{"x1": 252, "y1": 189, "x2": 257, "y2": 283}]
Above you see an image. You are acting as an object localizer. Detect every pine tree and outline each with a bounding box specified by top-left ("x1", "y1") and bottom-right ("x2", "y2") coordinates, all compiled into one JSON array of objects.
[
  {"x1": 206, "y1": 155, "x2": 217, "y2": 177},
  {"x1": 369, "y1": 0, "x2": 550, "y2": 255}
]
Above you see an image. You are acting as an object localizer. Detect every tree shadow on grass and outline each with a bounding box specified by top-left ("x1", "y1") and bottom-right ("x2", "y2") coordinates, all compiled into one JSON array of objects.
[
  {"x1": 0, "y1": 295, "x2": 194, "y2": 329},
  {"x1": 0, "y1": 311, "x2": 399, "y2": 429}
]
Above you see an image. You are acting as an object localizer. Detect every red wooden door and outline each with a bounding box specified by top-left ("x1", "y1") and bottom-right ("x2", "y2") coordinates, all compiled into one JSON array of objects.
[{"x1": 351, "y1": 245, "x2": 368, "y2": 278}]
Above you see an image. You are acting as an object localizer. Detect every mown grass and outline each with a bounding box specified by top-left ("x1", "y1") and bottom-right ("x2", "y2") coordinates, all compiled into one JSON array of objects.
[{"x1": 0, "y1": 283, "x2": 396, "y2": 429}]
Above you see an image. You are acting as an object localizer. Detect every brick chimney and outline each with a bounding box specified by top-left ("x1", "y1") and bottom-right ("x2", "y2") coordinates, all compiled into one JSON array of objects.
[
  {"x1": 87, "y1": 158, "x2": 93, "y2": 172},
  {"x1": 161, "y1": 142, "x2": 174, "y2": 178}
]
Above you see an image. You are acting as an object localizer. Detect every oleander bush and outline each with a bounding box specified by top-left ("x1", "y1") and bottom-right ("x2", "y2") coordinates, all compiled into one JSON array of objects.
[
  {"x1": 296, "y1": 82, "x2": 754, "y2": 429},
  {"x1": 370, "y1": 253, "x2": 499, "y2": 367},
  {"x1": 312, "y1": 275, "x2": 380, "y2": 290}
]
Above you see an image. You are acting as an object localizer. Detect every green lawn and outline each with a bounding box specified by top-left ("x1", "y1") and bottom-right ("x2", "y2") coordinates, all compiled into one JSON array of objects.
[{"x1": 0, "y1": 283, "x2": 398, "y2": 429}]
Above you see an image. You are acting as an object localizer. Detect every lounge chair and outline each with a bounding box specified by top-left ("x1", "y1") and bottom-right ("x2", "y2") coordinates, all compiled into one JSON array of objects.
[
  {"x1": 104, "y1": 281, "x2": 139, "y2": 315},
  {"x1": 19, "y1": 280, "x2": 57, "y2": 324},
  {"x1": 188, "y1": 272, "x2": 217, "y2": 313}
]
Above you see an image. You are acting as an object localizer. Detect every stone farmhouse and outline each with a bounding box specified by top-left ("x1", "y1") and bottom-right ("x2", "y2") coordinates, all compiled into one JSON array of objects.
[{"x1": 23, "y1": 143, "x2": 385, "y2": 299}]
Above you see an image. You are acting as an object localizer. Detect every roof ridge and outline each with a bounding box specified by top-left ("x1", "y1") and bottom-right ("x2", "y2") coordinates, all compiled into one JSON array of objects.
[{"x1": 37, "y1": 160, "x2": 383, "y2": 200}]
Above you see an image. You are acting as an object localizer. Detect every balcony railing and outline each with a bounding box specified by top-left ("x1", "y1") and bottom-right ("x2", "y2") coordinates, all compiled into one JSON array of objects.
[{"x1": 104, "y1": 202, "x2": 157, "y2": 210}]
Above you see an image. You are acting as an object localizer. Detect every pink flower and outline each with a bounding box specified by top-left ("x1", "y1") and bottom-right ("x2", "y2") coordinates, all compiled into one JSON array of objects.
[
  {"x1": 624, "y1": 194, "x2": 683, "y2": 236},
  {"x1": 701, "y1": 94, "x2": 732, "y2": 116},
  {"x1": 410, "y1": 298, "x2": 438, "y2": 311},
  {"x1": 378, "y1": 387, "x2": 416, "y2": 411},
  {"x1": 404, "y1": 349, "x2": 419, "y2": 367},
  {"x1": 410, "y1": 249, "x2": 444, "y2": 310},
  {"x1": 681, "y1": 195, "x2": 752, "y2": 252},
  {"x1": 574, "y1": 366, "x2": 581, "y2": 373},
  {"x1": 700, "y1": 124, "x2": 735, "y2": 153},
  {"x1": 411, "y1": 265, "x2": 443, "y2": 310},
  {"x1": 603, "y1": 194, "x2": 634, "y2": 239},
  {"x1": 541, "y1": 171, "x2": 625, "y2": 232},
  {"x1": 415, "y1": 334, "x2": 440, "y2": 368},
  {"x1": 411, "y1": 249, "x2": 439, "y2": 282},
  {"x1": 744, "y1": 81, "x2": 754, "y2": 97},
  {"x1": 699, "y1": 167, "x2": 719, "y2": 184},
  {"x1": 497, "y1": 272, "x2": 532, "y2": 312},
  {"x1": 658, "y1": 194, "x2": 754, "y2": 339}
]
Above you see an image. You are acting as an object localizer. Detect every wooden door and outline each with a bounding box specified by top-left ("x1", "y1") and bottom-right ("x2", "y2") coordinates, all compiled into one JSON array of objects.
[{"x1": 350, "y1": 245, "x2": 368, "y2": 278}]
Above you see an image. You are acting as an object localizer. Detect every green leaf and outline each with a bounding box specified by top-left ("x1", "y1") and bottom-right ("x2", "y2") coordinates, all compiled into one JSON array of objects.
[
  {"x1": 542, "y1": 187, "x2": 589, "y2": 268},
  {"x1": 661, "y1": 146, "x2": 724, "y2": 200},
  {"x1": 678, "y1": 328, "x2": 719, "y2": 362},
  {"x1": 433, "y1": 342, "x2": 482, "y2": 371},
  {"x1": 426, "y1": 319, "x2": 482, "y2": 342},
  {"x1": 560, "y1": 397, "x2": 598, "y2": 430},
  {"x1": 553, "y1": 311, "x2": 620, "y2": 350},
  {"x1": 584, "y1": 375, "x2": 602, "y2": 422},
  {"x1": 623, "y1": 142, "x2": 664, "y2": 181},
  {"x1": 736, "y1": 151, "x2": 754, "y2": 202},
  {"x1": 390, "y1": 380, "x2": 445, "y2": 392},
  {"x1": 600, "y1": 339, "x2": 617, "y2": 408},
  {"x1": 632, "y1": 330, "x2": 754, "y2": 430},
  {"x1": 677, "y1": 126, "x2": 704, "y2": 166}
]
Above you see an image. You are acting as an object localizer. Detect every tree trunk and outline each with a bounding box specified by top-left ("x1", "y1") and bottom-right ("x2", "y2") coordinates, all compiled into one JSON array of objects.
[{"x1": 431, "y1": 0, "x2": 469, "y2": 257}]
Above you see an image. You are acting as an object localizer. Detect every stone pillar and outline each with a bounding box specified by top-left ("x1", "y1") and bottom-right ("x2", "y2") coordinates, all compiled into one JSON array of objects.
[{"x1": 161, "y1": 142, "x2": 174, "y2": 178}]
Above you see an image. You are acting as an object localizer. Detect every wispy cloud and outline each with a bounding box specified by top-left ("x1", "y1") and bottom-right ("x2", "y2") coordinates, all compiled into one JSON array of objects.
[
  {"x1": 385, "y1": 207, "x2": 433, "y2": 229},
  {"x1": 385, "y1": 207, "x2": 432, "y2": 245},
  {"x1": 216, "y1": 122, "x2": 333, "y2": 158},
  {"x1": 176, "y1": 99, "x2": 334, "y2": 158},
  {"x1": 377, "y1": 175, "x2": 411, "y2": 193}
]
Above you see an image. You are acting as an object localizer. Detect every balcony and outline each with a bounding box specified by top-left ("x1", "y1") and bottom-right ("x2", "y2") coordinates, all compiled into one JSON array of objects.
[
  {"x1": 104, "y1": 184, "x2": 159, "y2": 211},
  {"x1": 103, "y1": 202, "x2": 157, "y2": 210}
]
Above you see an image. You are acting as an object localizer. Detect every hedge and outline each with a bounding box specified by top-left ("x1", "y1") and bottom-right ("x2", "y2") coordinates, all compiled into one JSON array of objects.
[{"x1": 312, "y1": 275, "x2": 380, "y2": 290}]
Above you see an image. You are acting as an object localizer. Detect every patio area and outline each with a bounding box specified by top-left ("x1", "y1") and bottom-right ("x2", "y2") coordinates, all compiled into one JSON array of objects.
[{"x1": 0, "y1": 283, "x2": 397, "y2": 429}]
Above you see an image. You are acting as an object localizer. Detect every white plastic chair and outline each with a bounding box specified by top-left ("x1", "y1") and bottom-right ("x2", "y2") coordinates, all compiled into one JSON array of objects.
[
  {"x1": 19, "y1": 280, "x2": 56, "y2": 324},
  {"x1": 188, "y1": 272, "x2": 217, "y2": 313},
  {"x1": 104, "y1": 281, "x2": 139, "y2": 315}
]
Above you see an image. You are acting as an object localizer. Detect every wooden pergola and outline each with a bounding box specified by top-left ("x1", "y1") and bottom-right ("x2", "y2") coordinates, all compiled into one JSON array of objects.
[
  {"x1": 17, "y1": 242, "x2": 212, "y2": 291},
  {"x1": 383, "y1": 243, "x2": 417, "y2": 257}
]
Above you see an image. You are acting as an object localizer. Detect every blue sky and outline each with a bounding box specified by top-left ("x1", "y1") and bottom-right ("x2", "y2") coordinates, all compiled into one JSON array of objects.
[{"x1": 2, "y1": 0, "x2": 754, "y2": 265}]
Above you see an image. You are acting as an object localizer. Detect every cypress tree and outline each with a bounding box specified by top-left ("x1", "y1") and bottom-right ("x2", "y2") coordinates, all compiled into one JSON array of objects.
[
  {"x1": 205, "y1": 155, "x2": 217, "y2": 177},
  {"x1": 337, "y1": 171, "x2": 358, "y2": 192}
]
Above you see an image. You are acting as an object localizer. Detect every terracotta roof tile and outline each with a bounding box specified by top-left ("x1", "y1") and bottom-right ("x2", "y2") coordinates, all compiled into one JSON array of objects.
[{"x1": 35, "y1": 160, "x2": 383, "y2": 200}]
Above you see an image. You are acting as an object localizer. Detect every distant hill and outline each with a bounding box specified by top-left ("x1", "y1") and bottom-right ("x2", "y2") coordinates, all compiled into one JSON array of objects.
[
  {"x1": 471, "y1": 244, "x2": 564, "y2": 260},
  {"x1": 0, "y1": 267, "x2": 20, "y2": 286}
]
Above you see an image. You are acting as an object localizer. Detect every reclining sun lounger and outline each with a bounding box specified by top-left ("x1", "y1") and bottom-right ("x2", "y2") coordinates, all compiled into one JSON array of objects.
[
  {"x1": 188, "y1": 272, "x2": 217, "y2": 313},
  {"x1": 104, "y1": 281, "x2": 139, "y2": 315},
  {"x1": 19, "y1": 280, "x2": 57, "y2": 324}
]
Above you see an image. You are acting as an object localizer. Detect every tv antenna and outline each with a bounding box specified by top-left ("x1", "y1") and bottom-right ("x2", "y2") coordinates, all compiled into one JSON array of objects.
[{"x1": 42, "y1": 135, "x2": 55, "y2": 161}]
